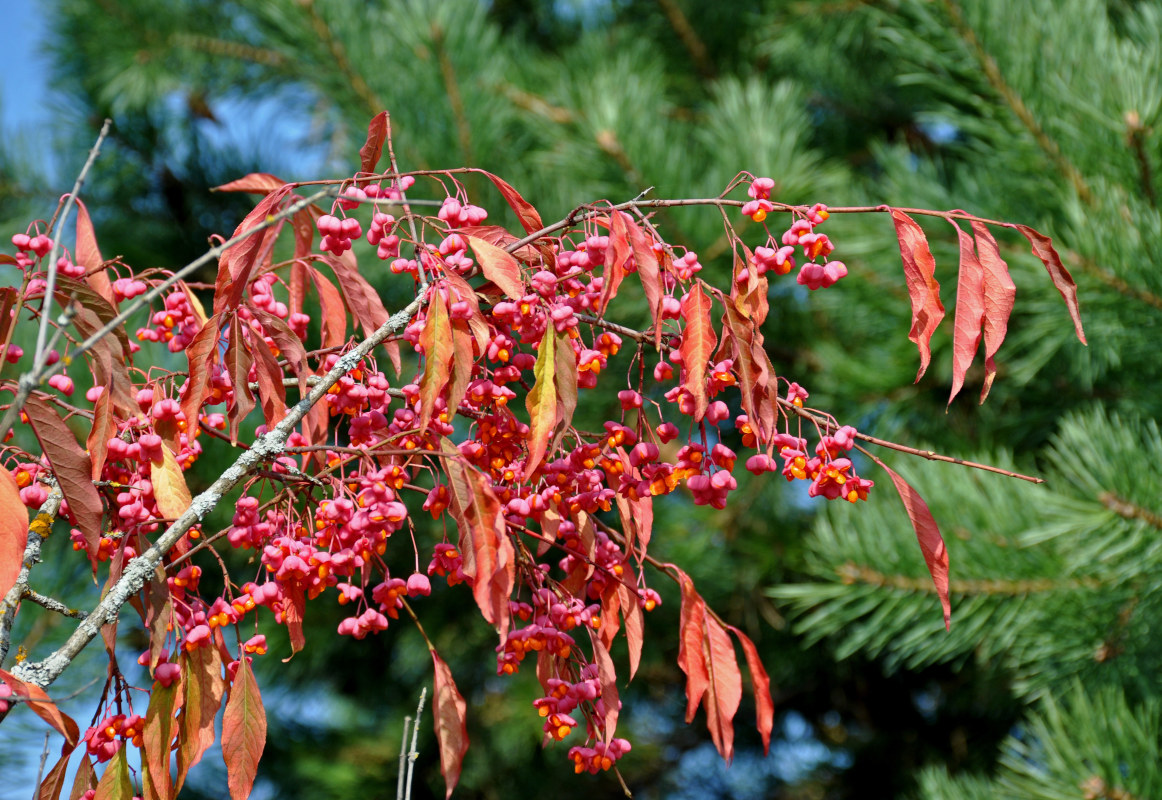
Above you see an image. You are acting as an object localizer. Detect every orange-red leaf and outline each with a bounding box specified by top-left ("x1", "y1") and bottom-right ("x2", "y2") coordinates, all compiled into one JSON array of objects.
[
  {"x1": 74, "y1": 198, "x2": 113, "y2": 305},
  {"x1": 447, "y1": 319, "x2": 474, "y2": 422},
  {"x1": 592, "y1": 637, "x2": 620, "y2": 741},
  {"x1": 702, "y1": 614, "x2": 742, "y2": 764},
  {"x1": 359, "y1": 111, "x2": 389, "y2": 174},
  {"x1": 150, "y1": 442, "x2": 192, "y2": 522},
  {"x1": 222, "y1": 656, "x2": 267, "y2": 800},
  {"x1": 481, "y1": 171, "x2": 543, "y2": 235},
  {"x1": 250, "y1": 331, "x2": 288, "y2": 426},
  {"x1": 871, "y1": 455, "x2": 951, "y2": 630},
  {"x1": 618, "y1": 583, "x2": 644, "y2": 680},
  {"x1": 971, "y1": 222, "x2": 1017, "y2": 403},
  {"x1": 524, "y1": 328, "x2": 559, "y2": 477},
  {"x1": 176, "y1": 645, "x2": 225, "y2": 792},
  {"x1": 675, "y1": 568, "x2": 709, "y2": 723},
  {"x1": 466, "y1": 235, "x2": 525, "y2": 301},
  {"x1": 418, "y1": 291, "x2": 454, "y2": 434},
  {"x1": 69, "y1": 754, "x2": 97, "y2": 800},
  {"x1": 0, "y1": 465, "x2": 28, "y2": 601},
  {"x1": 23, "y1": 396, "x2": 102, "y2": 560},
  {"x1": 225, "y1": 317, "x2": 255, "y2": 440},
  {"x1": 93, "y1": 745, "x2": 132, "y2": 800},
  {"x1": 1015, "y1": 224, "x2": 1086, "y2": 345},
  {"x1": 948, "y1": 220, "x2": 985, "y2": 405},
  {"x1": 307, "y1": 267, "x2": 347, "y2": 349},
  {"x1": 431, "y1": 650, "x2": 469, "y2": 799},
  {"x1": 890, "y1": 210, "x2": 945, "y2": 381},
  {"x1": 723, "y1": 298, "x2": 776, "y2": 444},
  {"x1": 320, "y1": 251, "x2": 390, "y2": 337},
  {"x1": 85, "y1": 381, "x2": 114, "y2": 482},
  {"x1": 618, "y1": 211, "x2": 663, "y2": 337},
  {"x1": 36, "y1": 748, "x2": 74, "y2": 800},
  {"x1": 728, "y1": 625, "x2": 774, "y2": 755},
  {"x1": 143, "y1": 676, "x2": 183, "y2": 800},
  {"x1": 214, "y1": 173, "x2": 286, "y2": 194},
  {"x1": 600, "y1": 212, "x2": 633, "y2": 314},
  {"x1": 679, "y1": 283, "x2": 716, "y2": 422},
  {"x1": 0, "y1": 670, "x2": 80, "y2": 747},
  {"x1": 215, "y1": 187, "x2": 290, "y2": 313}
]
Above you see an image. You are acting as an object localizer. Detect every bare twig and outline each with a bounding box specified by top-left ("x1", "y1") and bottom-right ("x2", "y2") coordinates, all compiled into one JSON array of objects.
[
  {"x1": 32, "y1": 731, "x2": 50, "y2": 798},
  {"x1": 0, "y1": 485, "x2": 64, "y2": 667},
  {"x1": 404, "y1": 687, "x2": 428, "y2": 800}
]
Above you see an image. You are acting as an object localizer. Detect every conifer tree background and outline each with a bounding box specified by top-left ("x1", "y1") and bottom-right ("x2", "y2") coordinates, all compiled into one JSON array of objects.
[{"x1": 2, "y1": 0, "x2": 1160, "y2": 797}]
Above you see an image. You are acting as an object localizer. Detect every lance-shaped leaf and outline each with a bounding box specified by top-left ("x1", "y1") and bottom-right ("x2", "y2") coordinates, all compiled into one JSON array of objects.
[
  {"x1": 0, "y1": 670, "x2": 80, "y2": 747},
  {"x1": 225, "y1": 317, "x2": 255, "y2": 440},
  {"x1": 723, "y1": 298, "x2": 776, "y2": 443},
  {"x1": 618, "y1": 583, "x2": 645, "y2": 680},
  {"x1": 419, "y1": 291, "x2": 455, "y2": 434},
  {"x1": 53, "y1": 275, "x2": 133, "y2": 373},
  {"x1": 151, "y1": 442, "x2": 192, "y2": 522},
  {"x1": 250, "y1": 331, "x2": 288, "y2": 426},
  {"x1": 728, "y1": 625, "x2": 774, "y2": 755},
  {"x1": 890, "y1": 210, "x2": 945, "y2": 381},
  {"x1": 599, "y1": 212, "x2": 633, "y2": 313},
  {"x1": 283, "y1": 583, "x2": 307, "y2": 657},
  {"x1": 870, "y1": 454, "x2": 951, "y2": 629},
  {"x1": 250, "y1": 305, "x2": 309, "y2": 395},
  {"x1": 447, "y1": 319, "x2": 474, "y2": 423},
  {"x1": 319, "y1": 251, "x2": 390, "y2": 337},
  {"x1": 971, "y1": 222, "x2": 1017, "y2": 403},
  {"x1": 679, "y1": 283, "x2": 716, "y2": 422},
  {"x1": 598, "y1": 580, "x2": 622, "y2": 649},
  {"x1": 592, "y1": 637, "x2": 620, "y2": 741},
  {"x1": 143, "y1": 676, "x2": 183, "y2": 800},
  {"x1": 617, "y1": 210, "x2": 663, "y2": 339},
  {"x1": 215, "y1": 186, "x2": 291, "y2": 313},
  {"x1": 466, "y1": 235, "x2": 525, "y2": 301},
  {"x1": 74, "y1": 198, "x2": 113, "y2": 305},
  {"x1": 701, "y1": 614, "x2": 742, "y2": 764},
  {"x1": 307, "y1": 267, "x2": 347, "y2": 350},
  {"x1": 443, "y1": 439, "x2": 514, "y2": 637},
  {"x1": 86, "y1": 382, "x2": 114, "y2": 482},
  {"x1": 481, "y1": 171, "x2": 543, "y2": 234},
  {"x1": 214, "y1": 173, "x2": 286, "y2": 194},
  {"x1": 1014, "y1": 224, "x2": 1086, "y2": 344},
  {"x1": 36, "y1": 747, "x2": 75, "y2": 800},
  {"x1": 0, "y1": 465, "x2": 28, "y2": 600},
  {"x1": 732, "y1": 244, "x2": 770, "y2": 325},
  {"x1": 0, "y1": 286, "x2": 17, "y2": 345},
  {"x1": 222, "y1": 656, "x2": 267, "y2": 800},
  {"x1": 525, "y1": 327, "x2": 558, "y2": 477},
  {"x1": 93, "y1": 745, "x2": 133, "y2": 800},
  {"x1": 23, "y1": 396, "x2": 103, "y2": 559},
  {"x1": 178, "y1": 314, "x2": 222, "y2": 429},
  {"x1": 359, "y1": 111, "x2": 389, "y2": 173},
  {"x1": 69, "y1": 754, "x2": 97, "y2": 800},
  {"x1": 675, "y1": 568, "x2": 709, "y2": 723},
  {"x1": 431, "y1": 650, "x2": 469, "y2": 799},
  {"x1": 175, "y1": 645, "x2": 225, "y2": 793},
  {"x1": 948, "y1": 220, "x2": 986, "y2": 405},
  {"x1": 553, "y1": 331, "x2": 578, "y2": 454}
]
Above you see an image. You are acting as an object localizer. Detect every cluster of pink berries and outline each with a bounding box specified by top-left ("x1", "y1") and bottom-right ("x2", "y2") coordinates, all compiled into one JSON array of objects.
[{"x1": 136, "y1": 290, "x2": 203, "y2": 352}]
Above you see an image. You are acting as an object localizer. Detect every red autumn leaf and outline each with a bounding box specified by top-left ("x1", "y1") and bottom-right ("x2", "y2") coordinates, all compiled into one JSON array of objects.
[
  {"x1": 592, "y1": 636, "x2": 620, "y2": 741},
  {"x1": 732, "y1": 244, "x2": 770, "y2": 325},
  {"x1": 948, "y1": 220, "x2": 986, "y2": 405},
  {"x1": 73, "y1": 198, "x2": 114, "y2": 305},
  {"x1": 307, "y1": 267, "x2": 347, "y2": 349},
  {"x1": 359, "y1": 111, "x2": 389, "y2": 174},
  {"x1": 431, "y1": 650, "x2": 469, "y2": 800},
  {"x1": 466, "y1": 235, "x2": 525, "y2": 301},
  {"x1": 0, "y1": 464, "x2": 28, "y2": 601},
  {"x1": 480, "y1": 171, "x2": 544, "y2": 235},
  {"x1": 443, "y1": 440, "x2": 514, "y2": 638},
  {"x1": 971, "y1": 222, "x2": 1017, "y2": 403},
  {"x1": 553, "y1": 330, "x2": 578, "y2": 449},
  {"x1": 145, "y1": 565, "x2": 173, "y2": 671},
  {"x1": 36, "y1": 748, "x2": 74, "y2": 800},
  {"x1": 93, "y1": 745, "x2": 133, "y2": 800},
  {"x1": 52, "y1": 276, "x2": 132, "y2": 362},
  {"x1": 178, "y1": 314, "x2": 221, "y2": 430},
  {"x1": 249, "y1": 305, "x2": 309, "y2": 394},
  {"x1": 175, "y1": 645, "x2": 225, "y2": 793},
  {"x1": 617, "y1": 210, "x2": 663, "y2": 335},
  {"x1": 213, "y1": 173, "x2": 286, "y2": 194},
  {"x1": 702, "y1": 614, "x2": 742, "y2": 764},
  {"x1": 225, "y1": 317, "x2": 256, "y2": 439},
  {"x1": 0, "y1": 286, "x2": 17, "y2": 345},
  {"x1": 215, "y1": 187, "x2": 291, "y2": 313},
  {"x1": 442, "y1": 272, "x2": 492, "y2": 355},
  {"x1": 283, "y1": 583, "x2": 307, "y2": 657},
  {"x1": 679, "y1": 283, "x2": 717, "y2": 422},
  {"x1": 446, "y1": 319, "x2": 475, "y2": 420},
  {"x1": 23, "y1": 396, "x2": 103, "y2": 559},
  {"x1": 0, "y1": 670, "x2": 80, "y2": 748},
  {"x1": 598, "y1": 580, "x2": 622, "y2": 649},
  {"x1": 723, "y1": 298, "x2": 776, "y2": 444},
  {"x1": 456, "y1": 224, "x2": 541, "y2": 262},
  {"x1": 150, "y1": 442, "x2": 192, "y2": 522},
  {"x1": 674, "y1": 568, "x2": 709, "y2": 723},
  {"x1": 618, "y1": 583, "x2": 645, "y2": 680},
  {"x1": 525, "y1": 327, "x2": 559, "y2": 477},
  {"x1": 85, "y1": 381, "x2": 114, "y2": 481},
  {"x1": 1014, "y1": 223, "x2": 1086, "y2": 345},
  {"x1": 727, "y1": 625, "x2": 775, "y2": 755},
  {"x1": 318, "y1": 251, "x2": 390, "y2": 337},
  {"x1": 418, "y1": 291, "x2": 454, "y2": 434},
  {"x1": 250, "y1": 331, "x2": 289, "y2": 426},
  {"x1": 69, "y1": 754, "x2": 97, "y2": 800},
  {"x1": 222, "y1": 656, "x2": 267, "y2": 800},
  {"x1": 142, "y1": 676, "x2": 183, "y2": 800},
  {"x1": 599, "y1": 211, "x2": 633, "y2": 313},
  {"x1": 870, "y1": 454, "x2": 951, "y2": 630},
  {"x1": 890, "y1": 210, "x2": 945, "y2": 381}
]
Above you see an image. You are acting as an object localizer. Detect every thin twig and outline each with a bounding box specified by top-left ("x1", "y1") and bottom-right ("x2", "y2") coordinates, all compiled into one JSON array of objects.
[
  {"x1": 396, "y1": 714, "x2": 412, "y2": 800},
  {"x1": 404, "y1": 687, "x2": 428, "y2": 800},
  {"x1": 32, "y1": 731, "x2": 50, "y2": 798}
]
